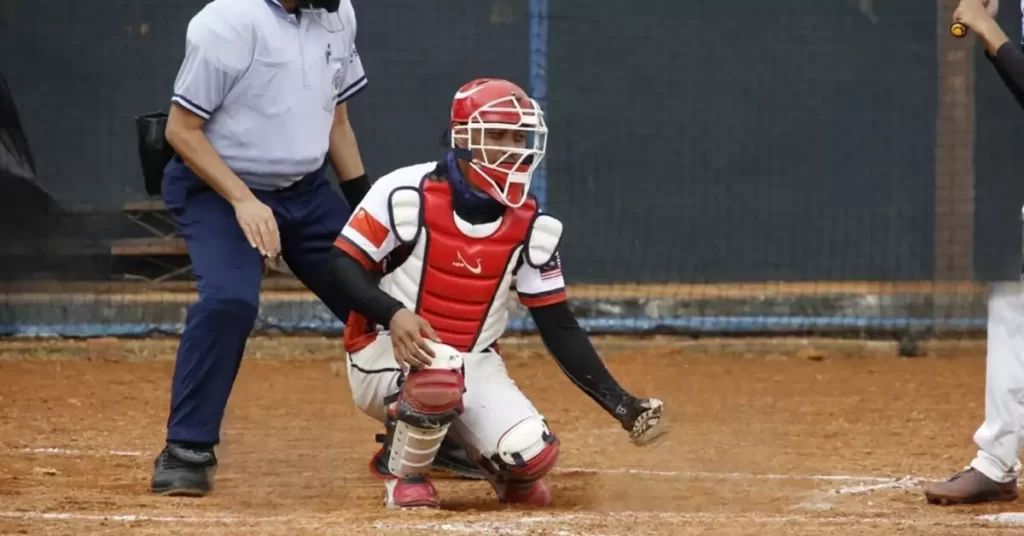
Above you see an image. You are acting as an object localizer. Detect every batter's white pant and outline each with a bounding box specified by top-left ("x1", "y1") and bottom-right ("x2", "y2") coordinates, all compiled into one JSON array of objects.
[
  {"x1": 970, "y1": 282, "x2": 1024, "y2": 483},
  {"x1": 346, "y1": 334, "x2": 546, "y2": 460}
]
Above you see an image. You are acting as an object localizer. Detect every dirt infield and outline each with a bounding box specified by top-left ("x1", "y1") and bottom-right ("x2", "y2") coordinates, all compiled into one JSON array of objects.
[{"x1": 1, "y1": 336, "x2": 1023, "y2": 535}]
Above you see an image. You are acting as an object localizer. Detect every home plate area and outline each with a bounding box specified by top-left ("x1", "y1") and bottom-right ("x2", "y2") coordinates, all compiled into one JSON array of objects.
[{"x1": 1, "y1": 337, "x2": 1023, "y2": 535}]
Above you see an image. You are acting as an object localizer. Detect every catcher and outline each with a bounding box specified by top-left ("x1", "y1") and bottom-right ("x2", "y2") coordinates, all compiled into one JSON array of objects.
[{"x1": 325, "y1": 77, "x2": 666, "y2": 508}]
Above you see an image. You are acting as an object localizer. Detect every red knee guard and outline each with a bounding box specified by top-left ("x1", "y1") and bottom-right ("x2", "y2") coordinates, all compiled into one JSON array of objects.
[
  {"x1": 396, "y1": 369, "x2": 465, "y2": 421},
  {"x1": 480, "y1": 417, "x2": 561, "y2": 484},
  {"x1": 503, "y1": 435, "x2": 560, "y2": 483}
]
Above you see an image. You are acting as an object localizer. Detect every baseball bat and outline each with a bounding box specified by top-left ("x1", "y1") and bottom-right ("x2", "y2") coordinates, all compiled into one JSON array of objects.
[{"x1": 950, "y1": 22, "x2": 968, "y2": 38}]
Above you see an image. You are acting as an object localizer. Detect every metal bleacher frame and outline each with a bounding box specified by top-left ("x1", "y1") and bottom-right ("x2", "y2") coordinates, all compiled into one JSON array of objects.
[
  {"x1": 110, "y1": 200, "x2": 192, "y2": 283},
  {"x1": 110, "y1": 199, "x2": 293, "y2": 284}
]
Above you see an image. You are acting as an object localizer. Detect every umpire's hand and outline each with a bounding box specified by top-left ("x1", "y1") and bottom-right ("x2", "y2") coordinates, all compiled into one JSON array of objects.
[{"x1": 233, "y1": 197, "x2": 281, "y2": 257}]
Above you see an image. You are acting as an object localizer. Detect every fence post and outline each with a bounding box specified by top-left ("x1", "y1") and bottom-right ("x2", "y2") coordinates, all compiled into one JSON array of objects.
[{"x1": 528, "y1": 0, "x2": 549, "y2": 211}]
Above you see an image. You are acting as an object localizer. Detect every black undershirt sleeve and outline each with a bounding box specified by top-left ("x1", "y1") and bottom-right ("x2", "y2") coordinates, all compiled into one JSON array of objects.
[
  {"x1": 325, "y1": 246, "x2": 405, "y2": 327},
  {"x1": 528, "y1": 301, "x2": 637, "y2": 429},
  {"x1": 987, "y1": 41, "x2": 1024, "y2": 110}
]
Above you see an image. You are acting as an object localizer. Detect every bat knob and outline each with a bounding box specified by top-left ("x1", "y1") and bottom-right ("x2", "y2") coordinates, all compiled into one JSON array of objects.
[{"x1": 950, "y1": 22, "x2": 968, "y2": 38}]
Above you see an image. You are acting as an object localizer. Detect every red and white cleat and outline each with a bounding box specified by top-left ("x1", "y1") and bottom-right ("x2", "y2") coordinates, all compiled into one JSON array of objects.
[
  {"x1": 384, "y1": 476, "x2": 441, "y2": 509},
  {"x1": 371, "y1": 447, "x2": 442, "y2": 509}
]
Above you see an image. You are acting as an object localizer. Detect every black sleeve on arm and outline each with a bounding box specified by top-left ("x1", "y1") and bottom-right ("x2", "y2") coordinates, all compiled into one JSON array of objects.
[
  {"x1": 529, "y1": 301, "x2": 636, "y2": 428},
  {"x1": 987, "y1": 42, "x2": 1024, "y2": 110},
  {"x1": 325, "y1": 246, "x2": 405, "y2": 327},
  {"x1": 339, "y1": 174, "x2": 371, "y2": 207}
]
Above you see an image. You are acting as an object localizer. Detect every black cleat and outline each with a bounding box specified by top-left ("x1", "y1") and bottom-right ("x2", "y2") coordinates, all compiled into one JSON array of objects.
[
  {"x1": 432, "y1": 436, "x2": 486, "y2": 480},
  {"x1": 151, "y1": 443, "x2": 217, "y2": 497}
]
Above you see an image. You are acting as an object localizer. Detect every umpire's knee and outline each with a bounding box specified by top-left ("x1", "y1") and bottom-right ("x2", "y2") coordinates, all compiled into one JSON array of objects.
[{"x1": 191, "y1": 285, "x2": 260, "y2": 333}]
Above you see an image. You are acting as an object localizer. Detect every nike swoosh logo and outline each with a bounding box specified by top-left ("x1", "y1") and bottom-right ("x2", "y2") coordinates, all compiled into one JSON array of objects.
[
  {"x1": 453, "y1": 85, "x2": 487, "y2": 100},
  {"x1": 455, "y1": 251, "x2": 482, "y2": 274}
]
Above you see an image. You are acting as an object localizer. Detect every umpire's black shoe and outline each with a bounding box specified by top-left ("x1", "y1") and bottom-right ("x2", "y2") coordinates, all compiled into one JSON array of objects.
[{"x1": 151, "y1": 443, "x2": 217, "y2": 497}]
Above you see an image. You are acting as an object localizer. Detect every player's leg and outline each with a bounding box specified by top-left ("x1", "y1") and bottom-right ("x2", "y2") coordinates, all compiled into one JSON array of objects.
[
  {"x1": 276, "y1": 166, "x2": 353, "y2": 323},
  {"x1": 925, "y1": 281, "x2": 1024, "y2": 505},
  {"x1": 152, "y1": 158, "x2": 265, "y2": 496},
  {"x1": 348, "y1": 336, "x2": 466, "y2": 508},
  {"x1": 451, "y1": 349, "x2": 560, "y2": 506}
]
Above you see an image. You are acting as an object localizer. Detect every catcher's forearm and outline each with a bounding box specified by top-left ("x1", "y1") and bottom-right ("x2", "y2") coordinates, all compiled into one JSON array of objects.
[
  {"x1": 324, "y1": 246, "x2": 404, "y2": 326},
  {"x1": 529, "y1": 302, "x2": 635, "y2": 426}
]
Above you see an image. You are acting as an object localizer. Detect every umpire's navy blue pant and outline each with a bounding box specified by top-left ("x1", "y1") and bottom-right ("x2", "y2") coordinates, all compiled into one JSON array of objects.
[{"x1": 161, "y1": 157, "x2": 352, "y2": 445}]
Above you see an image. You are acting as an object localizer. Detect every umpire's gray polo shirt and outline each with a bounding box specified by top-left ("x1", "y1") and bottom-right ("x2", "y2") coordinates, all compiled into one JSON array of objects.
[{"x1": 170, "y1": 0, "x2": 367, "y2": 190}]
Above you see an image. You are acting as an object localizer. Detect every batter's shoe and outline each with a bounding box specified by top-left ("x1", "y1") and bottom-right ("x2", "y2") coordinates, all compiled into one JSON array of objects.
[
  {"x1": 492, "y1": 479, "x2": 552, "y2": 507},
  {"x1": 150, "y1": 443, "x2": 217, "y2": 497},
  {"x1": 924, "y1": 468, "x2": 1019, "y2": 505}
]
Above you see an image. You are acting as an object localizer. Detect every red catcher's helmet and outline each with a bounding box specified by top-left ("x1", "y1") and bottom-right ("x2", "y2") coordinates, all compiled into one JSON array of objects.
[{"x1": 449, "y1": 78, "x2": 547, "y2": 208}]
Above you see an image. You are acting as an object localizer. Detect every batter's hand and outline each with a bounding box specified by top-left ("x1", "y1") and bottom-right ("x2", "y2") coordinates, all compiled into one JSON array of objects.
[
  {"x1": 233, "y1": 197, "x2": 280, "y2": 258},
  {"x1": 389, "y1": 308, "x2": 441, "y2": 369},
  {"x1": 620, "y1": 397, "x2": 667, "y2": 446},
  {"x1": 953, "y1": 0, "x2": 998, "y2": 31}
]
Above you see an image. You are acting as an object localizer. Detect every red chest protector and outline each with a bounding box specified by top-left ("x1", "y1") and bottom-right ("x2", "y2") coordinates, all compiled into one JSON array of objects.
[
  {"x1": 343, "y1": 174, "x2": 563, "y2": 355},
  {"x1": 411, "y1": 179, "x2": 536, "y2": 351}
]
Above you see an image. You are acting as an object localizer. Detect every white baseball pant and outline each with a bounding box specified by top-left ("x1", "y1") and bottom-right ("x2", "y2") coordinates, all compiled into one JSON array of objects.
[
  {"x1": 346, "y1": 334, "x2": 546, "y2": 460},
  {"x1": 970, "y1": 281, "x2": 1024, "y2": 483}
]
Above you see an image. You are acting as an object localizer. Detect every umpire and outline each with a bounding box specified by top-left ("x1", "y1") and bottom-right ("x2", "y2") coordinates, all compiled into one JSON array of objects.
[{"x1": 151, "y1": 0, "x2": 370, "y2": 496}]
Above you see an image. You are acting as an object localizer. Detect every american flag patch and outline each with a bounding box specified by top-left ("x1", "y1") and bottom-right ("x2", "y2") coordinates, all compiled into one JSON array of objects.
[{"x1": 539, "y1": 253, "x2": 562, "y2": 281}]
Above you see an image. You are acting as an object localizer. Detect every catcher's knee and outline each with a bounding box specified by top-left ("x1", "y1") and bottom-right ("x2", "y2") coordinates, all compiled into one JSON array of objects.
[
  {"x1": 483, "y1": 416, "x2": 560, "y2": 483},
  {"x1": 395, "y1": 346, "x2": 465, "y2": 422}
]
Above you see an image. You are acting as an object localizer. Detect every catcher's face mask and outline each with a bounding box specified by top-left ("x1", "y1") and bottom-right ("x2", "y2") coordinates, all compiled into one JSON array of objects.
[{"x1": 296, "y1": 0, "x2": 340, "y2": 12}]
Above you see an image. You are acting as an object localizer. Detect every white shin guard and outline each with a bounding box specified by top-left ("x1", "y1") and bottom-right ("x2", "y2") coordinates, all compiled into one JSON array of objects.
[{"x1": 385, "y1": 343, "x2": 466, "y2": 479}]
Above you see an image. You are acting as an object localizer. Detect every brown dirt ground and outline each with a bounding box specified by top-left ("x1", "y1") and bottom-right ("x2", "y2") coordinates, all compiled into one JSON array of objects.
[{"x1": 0, "y1": 335, "x2": 1022, "y2": 535}]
